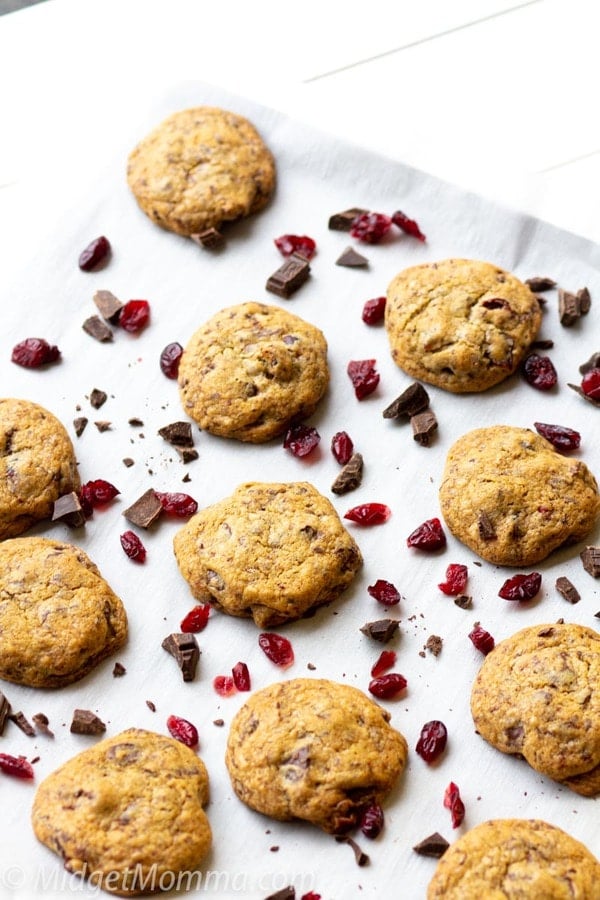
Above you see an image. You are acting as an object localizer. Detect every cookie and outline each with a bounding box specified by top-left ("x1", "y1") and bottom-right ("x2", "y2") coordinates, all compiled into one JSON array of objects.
[
  {"x1": 173, "y1": 480, "x2": 362, "y2": 628},
  {"x1": 225, "y1": 678, "x2": 407, "y2": 833},
  {"x1": 178, "y1": 302, "x2": 329, "y2": 443},
  {"x1": 0, "y1": 537, "x2": 127, "y2": 688},
  {"x1": 470, "y1": 622, "x2": 600, "y2": 795},
  {"x1": 439, "y1": 425, "x2": 600, "y2": 565},
  {"x1": 126, "y1": 106, "x2": 275, "y2": 237},
  {"x1": 385, "y1": 258, "x2": 542, "y2": 392},
  {"x1": 32, "y1": 728, "x2": 211, "y2": 895},
  {"x1": 427, "y1": 818, "x2": 600, "y2": 898},
  {"x1": 0, "y1": 397, "x2": 80, "y2": 539}
]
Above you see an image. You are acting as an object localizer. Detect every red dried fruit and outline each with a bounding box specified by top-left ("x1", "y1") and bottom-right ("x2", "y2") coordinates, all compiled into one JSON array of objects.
[
  {"x1": 534, "y1": 421, "x2": 581, "y2": 451},
  {"x1": 11, "y1": 338, "x2": 60, "y2": 368},
  {"x1": 344, "y1": 503, "x2": 391, "y2": 526},
  {"x1": 362, "y1": 296, "x2": 387, "y2": 325},
  {"x1": 166, "y1": 714, "x2": 199, "y2": 749},
  {"x1": 368, "y1": 673, "x2": 407, "y2": 699},
  {"x1": 213, "y1": 675, "x2": 236, "y2": 697},
  {"x1": 283, "y1": 424, "x2": 321, "y2": 457},
  {"x1": 443, "y1": 781, "x2": 465, "y2": 828},
  {"x1": 160, "y1": 342, "x2": 183, "y2": 379},
  {"x1": 258, "y1": 632, "x2": 295, "y2": 668},
  {"x1": 581, "y1": 368, "x2": 600, "y2": 400},
  {"x1": 498, "y1": 572, "x2": 542, "y2": 601},
  {"x1": 79, "y1": 479, "x2": 120, "y2": 516},
  {"x1": 118, "y1": 299, "x2": 150, "y2": 333},
  {"x1": 407, "y1": 517, "x2": 446, "y2": 551},
  {"x1": 350, "y1": 212, "x2": 392, "y2": 244},
  {"x1": 154, "y1": 492, "x2": 198, "y2": 517},
  {"x1": 331, "y1": 431, "x2": 354, "y2": 465},
  {"x1": 180, "y1": 604, "x2": 211, "y2": 633},
  {"x1": 371, "y1": 650, "x2": 397, "y2": 677},
  {"x1": 78, "y1": 235, "x2": 111, "y2": 271},
  {"x1": 438, "y1": 563, "x2": 468, "y2": 596},
  {"x1": 416, "y1": 720, "x2": 448, "y2": 764},
  {"x1": 482, "y1": 298, "x2": 510, "y2": 310},
  {"x1": 391, "y1": 210, "x2": 426, "y2": 242},
  {"x1": 232, "y1": 661, "x2": 251, "y2": 691},
  {"x1": 367, "y1": 579, "x2": 401, "y2": 606},
  {"x1": 468, "y1": 623, "x2": 495, "y2": 655},
  {"x1": 360, "y1": 803, "x2": 384, "y2": 839},
  {"x1": 274, "y1": 234, "x2": 316, "y2": 260},
  {"x1": 347, "y1": 359, "x2": 380, "y2": 399},
  {"x1": 522, "y1": 353, "x2": 558, "y2": 390},
  {"x1": 301, "y1": 894, "x2": 322, "y2": 900},
  {"x1": 0, "y1": 753, "x2": 35, "y2": 780},
  {"x1": 120, "y1": 530, "x2": 147, "y2": 562}
]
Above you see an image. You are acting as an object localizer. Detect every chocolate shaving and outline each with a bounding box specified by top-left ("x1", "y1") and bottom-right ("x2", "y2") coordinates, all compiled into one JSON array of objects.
[
  {"x1": 264, "y1": 888, "x2": 296, "y2": 900},
  {"x1": 336, "y1": 835, "x2": 370, "y2": 866},
  {"x1": 162, "y1": 633, "x2": 200, "y2": 682},
  {"x1": 70, "y1": 709, "x2": 106, "y2": 735},
  {"x1": 425, "y1": 634, "x2": 443, "y2": 656},
  {"x1": 412, "y1": 832, "x2": 450, "y2": 858},
  {"x1": 525, "y1": 276, "x2": 556, "y2": 292},
  {"x1": 123, "y1": 489, "x2": 162, "y2": 528},
  {"x1": 73, "y1": 416, "x2": 88, "y2": 437},
  {"x1": 411, "y1": 409, "x2": 438, "y2": 446},
  {"x1": 9, "y1": 711, "x2": 36, "y2": 736},
  {"x1": 555, "y1": 576, "x2": 580, "y2": 604},
  {"x1": 83, "y1": 315, "x2": 113, "y2": 342},
  {"x1": 52, "y1": 492, "x2": 86, "y2": 527},
  {"x1": 567, "y1": 382, "x2": 600, "y2": 407},
  {"x1": 0, "y1": 691, "x2": 11, "y2": 735},
  {"x1": 579, "y1": 351, "x2": 600, "y2": 374},
  {"x1": 93, "y1": 289, "x2": 123, "y2": 321},
  {"x1": 190, "y1": 228, "x2": 225, "y2": 249},
  {"x1": 581, "y1": 546, "x2": 600, "y2": 577},
  {"x1": 94, "y1": 420, "x2": 112, "y2": 432},
  {"x1": 360, "y1": 618, "x2": 399, "y2": 643},
  {"x1": 89, "y1": 388, "x2": 108, "y2": 409},
  {"x1": 158, "y1": 421, "x2": 194, "y2": 448},
  {"x1": 454, "y1": 594, "x2": 472, "y2": 609},
  {"x1": 32, "y1": 713, "x2": 54, "y2": 738},
  {"x1": 331, "y1": 452, "x2": 364, "y2": 495},
  {"x1": 266, "y1": 254, "x2": 311, "y2": 299},
  {"x1": 335, "y1": 246, "x2": 368, "y2": 268},
  {"x1": 478, "y1": 512, "x2": 497, "y2": 540},
  {"x1": 146, "y1": 700, "x2": 156, "y2": 712},
  {"x1": 112, "y1": 662, "x2": 126, "y2": 677},
  {"x1": 328, "y1": 207, "x2": 368, "y2": 231},
  {"x1": 383, "y1": 382, "x2": 430, "y2": 419}
]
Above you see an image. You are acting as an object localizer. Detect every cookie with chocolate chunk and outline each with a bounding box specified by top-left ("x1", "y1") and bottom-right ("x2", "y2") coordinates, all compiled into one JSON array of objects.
[
  {"x1": 127, "y1": 106, "x2": 275, "y2": 237},
  {"x1": 225, "y1": 678, "x2": 407, "y2": 833},
  {"x1": 32, "y1": 728, "x2": 212, "y2": 894},
  {"x1": 0, "y1": 537, "x2": 127, "y2": 687},
  {"x1": 439, "y1": 425, "x2": 600, "y2": 566},
  {"x1": 0, "y1": 398, "x2": 80, "y2": 539},
  {"x1": 173, "y1": 481, "x2": 361, "y2": 628},
  {"x1": 385, "y1": 258, "x2": 541, "y2": 392},
  {"x1": 178, "y1": 302, "x2": 329, "y2": 443},
  {"x1": 471, "y1": 623, "x2": 600, "y2": 795}
]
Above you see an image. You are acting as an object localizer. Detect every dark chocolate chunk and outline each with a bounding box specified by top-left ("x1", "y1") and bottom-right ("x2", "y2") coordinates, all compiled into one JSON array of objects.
[
  {"x1": 425, "y1": 634, "x2": 443, "y2": 656},
  {"x1": 162, "y1": 633, "x2": 200, "y2": 682},
  {"x1": 32, "y1": 713, "x2": 54, "y2": 737},
  {"x1": 558, "y1": 288, "x2": 582, "y2": 326},
  {"x1": 336, "y1": 835, "x2": 370, "y2": 867},
  {"x1": 89, "y1": 388, "x2": 108, "y2": 409},
  {"x1": 525, "y1": 276, "x2": 556, "y2": 292},
  {"x1": 478, "y1": 511, "x2": 497, "y2": 540},
  {"x1": 93, "y1": 289, "x2": 123, "y2": 322},
  {"x1": 577, "y1": 286, "x2": 591, "y2": 314},
  {"x1": 128, "y1": 417, "x2": 144, "y2": 427},
  {"x1": 454, "y1": 594, "x2": 472, "y2": 609},
  {"x1": 411, "y1": 409, "x2": 438, "y2": 446},
  {"x1": 335, "y1": 246, "x2": 368, "y2": 268},
  {"x1": 52, "y1": 492, "x2": 86, "y2": 527},
  {"x1": 567, "y1": 383, "x2": 600, "y2": 407},
  {"x1": 360, "y1": 618, "x2": 399, "y2": 643},
  {"x1": 122, "y1": 457, "x2": 135, "y2": 467},
  {"x1": 123, "y1": 489, "x2": 162, "y2": 528},
  {"x1": 190, "y1": 228, "x2": 225, "y2": 249},
  {"x1": 70, "y1": 709, "x2": 106, "y2": 735},
  {"x1": 73, "y1": 416, "x2": 88, "y2": 436},
  {"x1": 581, "y1": 546, "x2": 600, "y2": 578},
  {"x1": 555, "y1": 576, "x2": 581, "y2": 604},
  {"x1": 112, "y1": 662, "x2": 126, "y2": 677},
  {"x1": 158, "y1": 421, "x2": 194, "y2": 448},
  {"x1": 83, "y1": 315, "x2": 113, "y2": 342},
  {"x1": 266, "y1": 254, "x2": 311, "y2": 299},
  {"x1": 530, "y1": 339, "x2": 554, "y2": 350},
  {"x1": 264, "y1": 888, "x2": 295, "y2": 900},
  {"x1": 0, "y1": 691, "x2": 11, "y2": 735},
  {"x1": 94, "y1": 420, "x2": 112, "y2": 432},
  {"x1": 383, "y1": 382, "x2": 430, "y2": 419},
  {"x1": 331, "y1": 452, "x2": 364, "y2": 495},
  {"x1": 328, "y1": 207, "x2": 368, "y2": 231},
  {"x1": 9, "y1": 711, "x2": 36, "y2": 736},
  {"x1": 176, "y1": 447, "x2": 199, "y2": 464},
  {"x1": 579, "y1": 351, "x2": 600, "y2": 374},
  {"x1": 412, "y1": 832, "x2": 450, "y2": 858}
]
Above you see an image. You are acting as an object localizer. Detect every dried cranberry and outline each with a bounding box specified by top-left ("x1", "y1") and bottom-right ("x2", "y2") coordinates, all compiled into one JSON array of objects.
[
  {"x1": 367, "y1": 579, "x2": 401, "y2": 606},
  {"x1": 79, "y1": 479, "x2": 120, "y2": 516},
  {"x1": 166, "y1": 714, "x2": 199, "y2": 749},
  {"x1": 118, "y1": 299, "x2": 150, "y2": 333},
  {"x1": 160, "y1": 342, "x2": 183, "y2": 379},
  {"x1": 482, "y1": 298, "x2": 510, "y2": 310},
  {"x1": 416, "y1": 720, "x2": 448, "y2": 764},
  {"x1": 283, "y1": 424, "x2": 321, "y2": 457},
  {"x1": 362, "y1": 296, "x2": 387, "y2": 325},
  {"x1": 534, "y1": 421, "x2": 581, "y2": 451},
  {"x1": 371, "y1": 650, "x2": 397, "y2": 677},
  {"x1": 232, "y1": 661, "x2": 251, "y2": 691},
  {"x1": 347, "y1": 359, "x2": 380, "y2": 399},
  {"x1": 350, "y1": 212, "x2": 392, "y2": 244},
  {"x1": 331, "y1": 431, "x2": 354, "y2": 465},
  {"x1": 213, "y1": 675, "x2": 236, "y2": 697},
  {"x1": 522, "y1": 353, "x2": 558, "y2": 390},
  {"x1": 438, "y1": 563, "x2": 468, "y2": 596},
  {"x1": 581, "y1": 368, "x2": 600, "y2": 400},
  {"x1": 443, "y1": 781, "x2": 465, "y2": 828},
  {"x1": 120, "y1": 530, "x2": 146, "y2": 563},
  {"x1": 468, "y1": 623, "x2": 495, "y2": 655},
  {"x1": 258, "y1": 632, "x2": 294, "y2": 668},
  {"x1": 154, "y1": 492, "x2": 198, "y2": 517},
  {"x1": 0, "y1": 753, "x2": 35, "y2": 780},
  {"x1": 180, "y1": 604, "x2": 211, "y2": 633},
  {"x1": 11, "y1": 338, "x2": 60, "y2": 368},
  {"x1": 78, "y1": 235, "x2": 111, "y2": 271},
  {"x1": 391, "y1": 210, "x2": 426, "y2": 242},
  {"x1": 344, "y1": 503, "x2": 391, "y2": 526},
  {"x1": 301, "y1": 894, "x2": 321, "y2": 900},
  {"x1": 498, "y1": 572, "x2": 542, "y2": 601},
  {"x1": 406, "y1": 517, "x2": 446, "y2": 551},
  {"x1": 360, "y1": 803, "x2": 384, "y2": 839},
  {"x1": 274, "y1": 234, "x2": 316, "y2": 259},
  {"x1": 368, "y1": 673, "x2": 407, "y2": 699}
]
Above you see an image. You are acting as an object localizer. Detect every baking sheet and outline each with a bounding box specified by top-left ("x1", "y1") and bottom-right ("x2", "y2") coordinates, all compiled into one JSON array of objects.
[{"x1": 1, "y1": 80, "x2": 600, "y2": 899}]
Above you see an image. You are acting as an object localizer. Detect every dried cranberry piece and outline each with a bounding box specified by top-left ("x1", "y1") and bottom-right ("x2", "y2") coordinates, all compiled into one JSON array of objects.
[
  {"x1": 274, "y1": 234, "x2": 317, "y2": 260},
  {"x1": 534, "y1": 421, "x2": 581, "y2": 451},
  {"x1": 154, "y1": 492, "x2": 198, "y2": 517},
  {"x1": 0, "y1": 753, "x2": 35, "y2": 780},
  {"x1": 498, "y1": 572, "x2": 542, "y2": 601},
  {"x1": 160, "y1": 342, "x2": 183, "y2": 379},
  {"x1": 406, "y1": 517, "x2": 446, "y2": 551},
  {"x1": 120, "y1": 530, "x2": 147, "y2": 563},
  {"x1": 581, "y1": 368, "x2": 600, "y2": 400},
  {"x1": 118, "y1": 299, "x2": 150, "y2": 333},
  {"x1": 416, "y1": 720, "x2": 448, "y2": 764},
  {"x1": 371, "y1": 650, "x2": 396, "y2": 677},
  {"x1": 438, "y1": 563, "x2": 468, "y2": 596},
  {"x1": 213, "y1": 675, "x2": 236, "y2": 697},
  {"x1": 78, "y1": 235, "x2": 111, "y2": 271},
  {"x1": 347, "y1": 359, "x2": 380, "y2": 399},
  {"x1": 344, "y1": 503, "x2": 391, "y2": 526},
  {"x1": 482, "y1": 298, "x2": 510, "y2": 310},
  {"x1": 443, "y1": 781, "x2": 465, "y2": 828},
  {"x1": 367, "y1": 579, "x2": 401, "y2": 606},
  {"x1": 283, "y1": 424, "x2": 321, "y2": 457},
  {"x1": 166, "y1": 714, "x2": 199, "y2": 749},
  {"x1": 368, "y1": 673, "x2": 407, "y2": 699},
  {"x1": 468, "y1": 623, "x2": 495, "y2": 655},
  {"x1": 331, "y1": 431, "x2": 354, "y2": 465},
  {"x1": 301, "y1": 894, "x2": 321, "y2": 900},
  {"x1": 180, "y1": 604, "x2": 211, "y2": 633},
  {"x1": 522, "y1": 353, "x2": 558, "y2": 390},
  {"x1": 391, "y1": 210, "x2": 426, "y2": 242},
  {"x1": 11, "y1": 338, "x2": 60, "y2": 368},
  {"x1": 360, "y1": 803, "x2": 384, "y2": 839},
  {"x1": 362, "y1": 296, "x2": 387, "y2": 325},
  {"x1": 350, "y1": 212, "x2": 392, "y2": 244},
  {"x1": 258, "y1": 632, "x2": 295, "y2": 668},
  {"x1": 79, "y1": 479, "x2": 120, "y2": 516},
  {"x1": 232, "y1": 661, "x2": 251, "y2": 691}
]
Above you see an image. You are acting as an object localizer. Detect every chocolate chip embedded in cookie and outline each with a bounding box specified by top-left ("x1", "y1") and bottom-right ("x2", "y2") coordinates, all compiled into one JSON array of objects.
[
  {"x1": 126, "y1": 106, "x2": 275, "y2": 237},
  {"x1": 470, "y1": 623, "x2": 600, "y2": 795},
  {"x1": 225, "y1": 678, "x2": 407, "y2": 833},
  {"x1": 439, "y1": 425, "x2": 600, "y2": 566},
  {"x1": 173, "y1": 481, "x2": 362, "y2": 628},
  {"x1": 31, "y1": 728, "x2": 212, "y2": 895},
  {"x1": 178, "y1": 302, "x2": 329, "y2": 443},
  {"x1": 427, "y1": 818, "x2": 600, "y2": 898},
  {"x1": 385, "y1": 258, "x2": 542, "y2": 392}
]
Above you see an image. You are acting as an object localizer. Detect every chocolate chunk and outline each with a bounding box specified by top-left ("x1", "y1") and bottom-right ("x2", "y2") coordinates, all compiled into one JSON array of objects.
[
  {"x1": 411, "y1": 409, "x2": 438, "y2": 446},
  {"x1": 558, "y1": 288, "x2": 582, "y2": 326},
  {"x1": 336, "y1": 835, "x2": 369, "y2": 866},
  {"x1": 70, "y1": 709, "x2": 106, "y2": 735},
  {"x1": 73, "y1": 416, "x2": 88, "y2": 437},
  {"x1": 94, "y1": 420, "x2": 112, "y2": 432},
  {"x1": 478, "y1": 511, "x2": 497, "y2": 540},
  {"x1": 190, "y1": 228, "x2": 225, "y2": 249},
  {"x1": 425, "y1": 634, "x2": 443, "y2": 656},
  {"x1": 213, "y1": 718, "x2": 225, "y2": 727},
  {"x1": 555, "y1": 576, "x2": 581, "y2": 604},
  {"x1": 328, "y1": 207, "x2": 368, "y2": 231},
  {"x1": 360, "y1": 618, "x2": 399, "y2": 643},
  {"x1": 129, "y1": 417, "x2": 144, "y2": 427},
  {"x1": 577, "y1": 286, "x2": 591, "y2": 314},
  {"x1": 52, "y1": 491, "x2": 86, "y2": 527},
  {"x1": 525, "y1": 276, "x2": 556, "y2": 292},
  {"x1": 32, "y1": 713, "x2": 54, "y2": 738},
  {"x1": 454, "y1": 594, "x2": 472, "y2": 609},
  {"x1": 93, "y1": 289, "x2": 123, "y2": 322},
  {"x1": 9, "y1": 711, "x2": 35, "y2": 736},
  {"x1": 158, "y1": 421, "x2": 194, "y2": 448},
  {"x1": 112, "y1": 662, "x2": 126, "y2": 677},
  {"x1": 530, "y1": 339, "x2": 554, "y2": 350},
  {"x1": 266, "y1": 254, "x2": 311, "y2": 298},
  {"x1": 0, "y1": 691, "x2": 11, "y2": 735},
  {"x1": 579, "y1": 351, "x2": 600, "y2": 374},
  {"x1": 83, "y1": 315, "x2": 113, "y2": 342},
  {"x1": 162, "y1": 633, "x2": 200, "y2": 682},
  {"x1": 383, "y1": 382, "x2": 430, "y2": 419},
  {"x1": 123, "y1": 489, "x2": 162, "y2": 528},
  {"x1": 264, "y1": 888, "x2": 295, "y2": 900},
  {"x1": 335, "y1": 246, "x2": 368, "y2": 268},
  {"x1": 567, "y1": 383, "x2": 600, "y2": 407},
  {"x1": 331, "y1": 452, "x2": 364, "y2": 495},
  {"x1": 581, "y1": 546, "x2": 600, "y2": 577},
  {"x1": 412, "y1": 832, "x2": 450, "y2": 858},
  {"x1": 89, "y1": 388, "x2": 108, "y2": 409},
  {"x1": 176, "y1": 447, "x2": 199, "y2": 464},
  {"x1": 122, "y1": 457, "x2": 135, "y2": 467}
]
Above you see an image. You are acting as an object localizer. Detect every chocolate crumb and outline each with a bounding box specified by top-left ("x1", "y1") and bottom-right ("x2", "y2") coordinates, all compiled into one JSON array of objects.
[
  {"x1": 94, "y1": 420, "x2": 112, "y2": 432},
  {"x1": 454, "y1": 594, "x2": 473, "y2": 610},
  {"x1": 537, "y1": 626, "x2": 555, "y2": 637},
  {"x1": 478, "y1": 511, "x2": 496, "y2": 541},
  {"x1": 213, "y1": 719, "x2": 225, "y2": 727},
  {"x1": 579, "y1": 351, "x2": 600, "y2": 374},
  {"x1": 264, "y1": 888, "x2": 295, "y2": 900},
  {"x1": 581, "y1": 546, "x2": 600, "y2": 577},
  {"x1": 31, "y1": 756, "x2": 40, "y2": 764},
  {"x1": 162, "y1": 633, "x2": 200, "y2": 682},
  {"x1": 93, "y1": 289, "x2": 123, "y2": 322},
  {"x1": 32, "y1": 713, "x2": 54, "y2": 738},
  {"x1": 176, "y1": 447, "x2": 199, "y2": 464},
  {"x1": 530, "y1": 339, "x2": 554, "y2": 350},
  {"x1": 335, "y1": 246, "x2": 368, "y2": 268},
  {"x1": 418, "y1": 650, "x2": 426, "y2": 658},
  {"x1": 0, "y1": 691, "x2": 11, "y2": 735},
  {"x1": 360, "y1": 618, "x2": 399, "y2": 643},
  {"x1": 336, "y1": 835, "x2": 370, "y2": 867},
  {"x1": 73, "y1": 416, "x2": 88, "y2": 437},
  {"x1": 266, "y1": 254, "x2": 311, "y2": 299},
  {"x1": 411, "y1": 409, "x2": 438, "y2": 446},
  {"x1": 112, "y1": 662, "x2": 126, "y2": 677},
  {"x1": 52, "y1": 492, "x2": 86, "y2": 527},
  {"x1": 182, "y1": 473, "x2": 191, "y2": 483},
  {"x1": 425, "y1": 634, "x2": 443, "y2": 656},
  {"x1": 146, "y1": 700, "x2": 156, "y2": 712},
  {"x1": 412, "y1": 832, "x2": 450, "y2": 858},
  {"x1": 128, "y1": 417, "x2": 144, "y2": 427},
  {"x1": 122, "y1": 457, "x2": 135, "y2": 467},
  {"x1": 307, "y1": 662, "x2": 316, "y2": 671},
  {"x1": 269, "y1": 846, "x2": 279, "y2": 853},
  {"x1": 9, "y1": 711, "x2": 35, "y2": 737},
  {"x1": 331, "y1": 452, "x2": 364, "y2": 495},
  {"x1": 383, "y1": 382, "x2": 430, "y2": 419},
  {"x1": 555, "y1": 576, "x2": 581, "y2": 604},
  {"x1": 328, "y1": 208, "x2": 368, "y2": 231},
  {"x1": 70, "y1": 709, "x2": 106, "y2": 735},
  {"x1": 158, "y1": 421, "x2": 194, "y2": 448},
  {"x1": 89, "y1": 388, "x2": 108, "y2": 409},
  {"x1": 123, "y1": 489, "x2": 162, "y2": 528},
  {"x1": 82, "y1": 315, "x2": 113, "y2": 342},
  {"x1": 190, "y1": 228, "x2": 225, "y2": 249}
]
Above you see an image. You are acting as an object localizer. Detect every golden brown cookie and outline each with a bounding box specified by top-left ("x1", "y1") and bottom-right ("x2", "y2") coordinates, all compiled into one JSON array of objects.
[
  {"x1": 178, "y1": 302, "x2": 329, "y2": 443},
  {"x1": 126, "y1": 106, "x2": 275, "y2": 237},
  {"x1": 427, "y1": 818, "x2": 600, "y2": 899},
  {"x1": 32, "y1": 728, "x2": 212, "y2": 895},
  {"x1": 471, "y1": 623, "x2": 600, "y2": 795},
  {"x1": 0, "y1": 537, "x2": 127, "y2": 688},
  {"x1": 439, "y1": 425, "x2": 600, "y2": 566},
  {"x1": 385, "y1": 258, "x2": 542, "y2": 392},
  {"x1": 0, "y1": 397, "x2": 80, "y2": 539},
  {"x1": 225, "y1": 678, "x2": 407, "y2": 833},
  {"x1": 173, "y1": 481, "x2": 362, "y2": 628}
]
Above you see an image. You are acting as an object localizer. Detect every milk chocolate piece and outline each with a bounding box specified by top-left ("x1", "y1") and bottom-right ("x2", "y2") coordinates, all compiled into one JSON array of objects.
[
  {"x1": 411, "y1": 409, "x2": 438, "y2": 446},
  {"x1": 266, "y1": 254, "x2": 310, "y2": 298},
  {"x1": 558, "y1": 288, "x2": 582, "y2": 326},
  {"x1": 335, "y1": 246, "x2": 368, "y2": 268},
  {"x1": 176, "y1": 447, "x2": 199, "y2": 464},
  {"x1": 190, "y1": 228, "x2": 225, "y2": 249},
  {"x1": 328, "y1": 208, "x2": 368, "y2": 231},
  {"x1": 90, "y1": 388, "x2": 108, "y2": 409},
  {"x1": 412, "y1": 832, "x2": 450, "y2": 858},
  {"x1": 360, "y1": 618, "x2": 399, "y2": 643},
  {"x1": 581, "y1": 546, "x2": 600, "y2": 577},
  {"x1": 93, "y1": 289, "x2": 123, "y2": 322},
  {"x1": 123, "y1": 489, "x2": 162, "y2": 528},
  {"x1": 383, "y1": 382, "x2": 430, "y2": 419},
  {"x1": 52, "y1": 491, "x2": 86, "y2": 527},
  {"x1": 331, "y1": 452, "x2": 364, "y2": 495},
  {"x1": 70, "y1": 709, "x2": 106, "y2": 735},
  {"x1": 579, "y1": 351, "x2": 600, "y2": 374},
  {"x1": 73, "y1": 416, "x2": 88, "y2": 436},
  {"x1": 0, "y1": 691, "x2": 11, "y2": 735},
  {"x1": 525, "y1": 276, "x2": 556, "y2": 292},
  {"x1": 577, "y1": 286, "x2": 591, "y2": 314},
  {"x1": 83, "y1": 315, "x2": 113, "y2": 342},
  {"x1": 478, "y1": 511, "x2": 496, "y2": 540},
  {"x1": 162, "y1": 633, "x2": 200, "y2": 682},
  {"x1": 32, "y1": 713, "x2": 54, "y2": 737},
  {"x1": 454, "y1": 594, "x2": 472, "y2": 609},
  {"x1": 122, "y1": 457, "x2": 135, "y2": 467},
  {"x1": 9, "y1": 711, "x2": 36, "y2": 736},
  {"x1": 94, "y1": 420, "x2": 112, "y2": 432},
  {"x1": 158, "y1": 421, "x2": 194, "y2": 448},
  {"x1": 555, "y1": 576, "x2": 580, "y2": 604}
]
